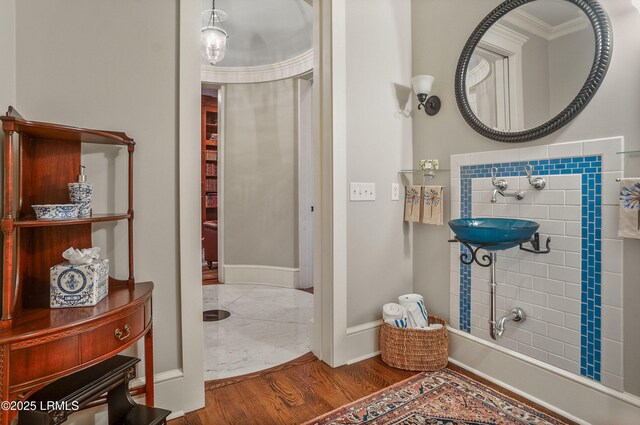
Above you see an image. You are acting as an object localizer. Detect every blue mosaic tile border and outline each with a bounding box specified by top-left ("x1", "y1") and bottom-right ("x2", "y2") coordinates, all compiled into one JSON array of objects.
[
  {"x1": 581, "y1": 172, "x2": 602, "y2": 380},
  {"x1": 459, "y1": 178, "x2": 472, "y2": 333},
  {"x1": 458, "y1": 155, "x2": 602, "y2": 381}
]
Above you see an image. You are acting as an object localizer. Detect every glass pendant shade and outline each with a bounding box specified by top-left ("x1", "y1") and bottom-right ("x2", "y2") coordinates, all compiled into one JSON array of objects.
[
  {"x1": 201, "y1": 26, "x2": 228, "y2": 65},
  {"x1": 412, "y1": 75, "x2": 435, "y2": 95}
]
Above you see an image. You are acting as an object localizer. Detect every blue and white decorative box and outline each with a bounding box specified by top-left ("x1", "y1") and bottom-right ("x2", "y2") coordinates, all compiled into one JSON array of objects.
[{"x1": 50, "y1": 259, "x2": 109, "y2": 308}]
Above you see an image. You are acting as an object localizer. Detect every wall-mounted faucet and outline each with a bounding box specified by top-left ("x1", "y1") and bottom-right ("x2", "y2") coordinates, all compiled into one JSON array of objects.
[
  {"x1": 491, "y1": 167, "x2": 524, "y2": 203},
  {"x1": 496, "y1": 307, "x2": 526, "y2": 338},
  {"x1": 525, "y1": 164, "x2": 546, "y2": 190}
]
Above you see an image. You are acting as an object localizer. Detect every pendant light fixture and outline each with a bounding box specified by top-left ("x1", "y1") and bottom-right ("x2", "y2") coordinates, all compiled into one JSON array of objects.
[{"x1": 201, "y1": 0, "x2": 229, "y2": 65}]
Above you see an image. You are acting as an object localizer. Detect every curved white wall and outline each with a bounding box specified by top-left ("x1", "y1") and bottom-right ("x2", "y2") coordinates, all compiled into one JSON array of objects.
[{"x1": 222, "y1": 79, "x2": 300, "y2": 286}]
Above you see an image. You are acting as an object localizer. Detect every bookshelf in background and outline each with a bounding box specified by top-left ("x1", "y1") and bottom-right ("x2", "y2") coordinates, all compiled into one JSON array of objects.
[
  {"x1": 201, "y1": 95, "x2": 219, "y2": 280},
  {"x1": 201, "y1": 95, "x2": 218, "y2": 224}
]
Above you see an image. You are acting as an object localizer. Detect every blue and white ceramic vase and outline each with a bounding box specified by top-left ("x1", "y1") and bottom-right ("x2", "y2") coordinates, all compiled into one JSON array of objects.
[{"x1": 68, "y1": 165, "x2": 94, "y2": 218}]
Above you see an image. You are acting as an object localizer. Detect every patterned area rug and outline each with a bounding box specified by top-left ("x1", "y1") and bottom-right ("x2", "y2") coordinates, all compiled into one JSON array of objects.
[{"x1": 304, "y1": 369, "x2": 567, "y2": 425}]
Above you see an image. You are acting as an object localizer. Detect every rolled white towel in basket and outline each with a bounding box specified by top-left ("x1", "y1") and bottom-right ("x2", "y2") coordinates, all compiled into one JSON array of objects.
[
  {"x1": 382, "y1": 303, "x2": 408, "y2": 328},
  {"x1": 398, "y1": 294, "x2": 429, "y2": 329}
]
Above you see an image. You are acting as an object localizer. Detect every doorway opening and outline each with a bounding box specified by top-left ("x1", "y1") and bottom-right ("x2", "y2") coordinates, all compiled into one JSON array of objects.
[{"x1": 199, "y1": 76, "x2": 315, "y2": 382}]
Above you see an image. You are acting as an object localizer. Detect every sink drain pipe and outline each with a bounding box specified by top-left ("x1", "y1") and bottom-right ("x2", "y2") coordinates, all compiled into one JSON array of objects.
[
  {"x1": 488, "y1": 252, "x2": 526, "y2": 340},
  {"x1": 489, "y1": 252, "x2": 498, "y2": 340}
]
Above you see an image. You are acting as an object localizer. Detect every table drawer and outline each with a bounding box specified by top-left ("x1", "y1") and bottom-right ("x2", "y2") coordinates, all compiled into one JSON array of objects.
[
  {"x1": 80, "y1": 305, "x2": 146, "y2": 363},
  {"x1": 10, "y1": 336, "x2": 80, "y2": 386}
]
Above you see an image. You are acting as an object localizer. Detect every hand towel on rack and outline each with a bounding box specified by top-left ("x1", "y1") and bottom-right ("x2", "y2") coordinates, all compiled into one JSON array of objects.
[
  {"x1": 420, "y1": 186, "x2": 444, "y2": 225},
  {"x1": 382, "y1": 303, "x2": 408, "y2": 328},
  {"x1": 398, "y1": 294, "x2": 429, "y2": 329},
  {"x1": 404, "y1": 185, "x2": 422, "y2": 222},
  {"x1": 619, "y1": 178, "x2": 640, "y2": 239}
]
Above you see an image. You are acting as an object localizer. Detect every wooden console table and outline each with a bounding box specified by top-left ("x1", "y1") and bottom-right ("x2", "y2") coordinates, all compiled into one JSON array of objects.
[{"x1": 0, "y1": 283, "x2": 155, "y2": 424}]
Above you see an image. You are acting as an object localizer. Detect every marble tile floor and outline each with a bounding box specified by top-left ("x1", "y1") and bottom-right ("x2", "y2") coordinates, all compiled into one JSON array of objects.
[{"x1": 202, "y1": 283, "x2": 313, "y2": 381}]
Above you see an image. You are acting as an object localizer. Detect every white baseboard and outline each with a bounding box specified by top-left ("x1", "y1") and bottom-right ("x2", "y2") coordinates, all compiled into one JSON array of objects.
[
  {"x1": 223, "y1": 264, "x2": 300, "y2": 288},
  {"x1": 345, "y1": 320, "x2": 382, "y2": 365},
  {"x1": 64, "y1": 369, "x2": 186, "y2": 424},
  {"x1": 448, "y1": 328, "x2": 640, "y2": 425},
  {"x1": 347, "y1": 350, "x2": 381, "y2": 365},
  {"x1": 128, "y1": 368, "x2": 184, "y2": 389},
  {"x1": 131, "y1": 368, "x2": 185, "y2": 418}
]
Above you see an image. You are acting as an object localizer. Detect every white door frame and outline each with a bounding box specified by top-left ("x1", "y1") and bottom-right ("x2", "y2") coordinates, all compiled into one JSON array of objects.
[
  {"x1": 177, "y1": 0, "x2": 206, "y2": 413},
  {"x1": 479, "y1": 23, "x2": 528, "y2": 131},
  {"x1": 297, "y1": 76, "x2": 314, "y2": 289},
  {"x1": 177, "y1": 0, "x2": 340, "y2": 413},
  {"x1": 310, "y1": 0, "x2": 351, "y2": 367}
]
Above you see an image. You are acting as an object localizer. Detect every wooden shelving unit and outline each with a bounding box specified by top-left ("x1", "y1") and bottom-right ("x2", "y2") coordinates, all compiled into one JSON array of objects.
[
  {"x1": 202, "y1": 96, "x2": 218, "y2": 223},
  {"x1": 0, "y1": 107, "x2": 156, "y2": 425}
]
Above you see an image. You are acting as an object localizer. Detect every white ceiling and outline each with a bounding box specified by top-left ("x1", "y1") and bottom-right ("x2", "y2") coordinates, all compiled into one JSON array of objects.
[
  {"x1": 519, "y1": 0, "x2": 584, "y2": 27},
  {"x1": 201, "y1": 0, "x2": 313, "y2": 68}
]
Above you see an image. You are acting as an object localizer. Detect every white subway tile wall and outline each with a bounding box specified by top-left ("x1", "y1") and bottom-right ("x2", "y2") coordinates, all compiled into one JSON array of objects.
[{"x1": 450, "y1": 138, "x2": 624, "y2": 391}]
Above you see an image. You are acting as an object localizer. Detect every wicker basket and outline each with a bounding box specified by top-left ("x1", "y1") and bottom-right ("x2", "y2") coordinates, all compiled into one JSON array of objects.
[{"x1": 379, "y1": 315, "x2": 448, "y2": 371}]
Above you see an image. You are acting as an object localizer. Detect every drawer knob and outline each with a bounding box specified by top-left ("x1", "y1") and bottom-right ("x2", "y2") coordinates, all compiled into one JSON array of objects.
[{"x1": 115, "y1": 324, "x2": 131, "y2": 341}]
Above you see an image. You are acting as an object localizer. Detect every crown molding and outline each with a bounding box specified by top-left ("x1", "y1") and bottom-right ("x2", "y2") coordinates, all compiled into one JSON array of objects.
[
  {"x1": 504, "y1": 10, "x2": 589, "y2": 41},
  {"x1": 550, "y1": 16, "x2": 590, "y2": 40},
  {"x1": 486, "y1": 22, "x2": 529, "y2": 52},
  {"x1": 201, "y1": 49, "x2": 313, "y2": 84}
]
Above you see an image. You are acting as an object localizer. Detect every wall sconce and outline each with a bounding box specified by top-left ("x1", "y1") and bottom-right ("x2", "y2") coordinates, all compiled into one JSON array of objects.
[{"x1": 412, "y1": 75, "x2": 441, "y2": 116}]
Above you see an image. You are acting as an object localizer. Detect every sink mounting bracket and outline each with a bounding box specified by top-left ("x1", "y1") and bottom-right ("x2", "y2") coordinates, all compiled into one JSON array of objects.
[
  {"x1": 448, "y1": 237, "x2": 497, "y2": 267},
  {"x1": 519, "y1": 232, "x2": 551, "y2": 254},
  {"x1": 449, "y1": 233, "x2": 551, "y2": 268}
]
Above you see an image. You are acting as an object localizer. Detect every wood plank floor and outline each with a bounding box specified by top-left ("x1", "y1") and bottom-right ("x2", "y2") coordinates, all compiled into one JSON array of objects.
[
  {"x1": 171, "y1": 355, "x2": 573, "y2": 425},
  {"x1": 172, "y1": 355, "x2": 414, "y2": 425}
]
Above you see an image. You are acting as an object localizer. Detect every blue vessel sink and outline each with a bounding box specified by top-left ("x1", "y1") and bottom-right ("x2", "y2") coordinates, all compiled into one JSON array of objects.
[{"x1": 449, "y1": 218, "x2": 540, "y2": 250}]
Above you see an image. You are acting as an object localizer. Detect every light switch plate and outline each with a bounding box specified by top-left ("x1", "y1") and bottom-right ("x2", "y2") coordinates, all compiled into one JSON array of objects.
[
  {"x1": 391, "y1": 183, "x2": 400, "y2": 201},
  {"x1": 350, "y1": 183, "x2": 361, "y2": 201},
  {"x1": 350, "y1": 183, "x2": 376, "y2": 201}
]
